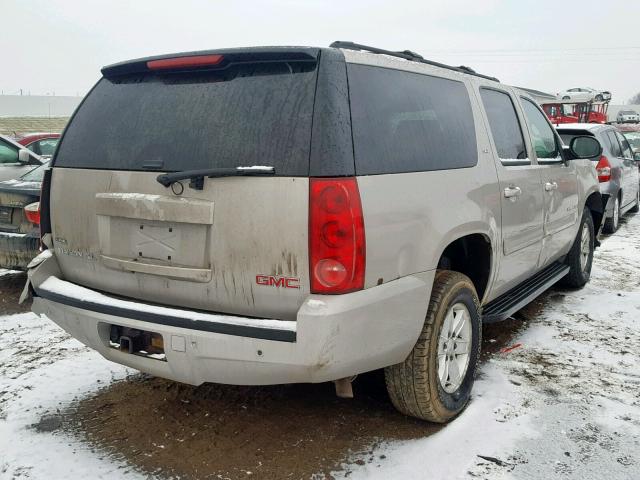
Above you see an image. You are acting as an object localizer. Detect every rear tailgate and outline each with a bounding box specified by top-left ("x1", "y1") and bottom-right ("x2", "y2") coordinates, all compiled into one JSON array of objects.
[{"x1": 49, "y1": 49, "x2": 322, "y2": 321}]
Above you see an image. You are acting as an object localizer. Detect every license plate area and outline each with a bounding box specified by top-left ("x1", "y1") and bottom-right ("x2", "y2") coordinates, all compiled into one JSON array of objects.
[
  {"x1": 0, "y1": 206, "x2": 13, "y2": 224},
  {"x1": 107, "y1": 324, "x2": 166, "y2": 361}
]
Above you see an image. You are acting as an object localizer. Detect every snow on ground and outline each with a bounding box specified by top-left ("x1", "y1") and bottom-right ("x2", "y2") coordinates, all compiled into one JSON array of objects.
[
  {"x1": 1, "y1": 216, "x2": 640, "y2": 479},
  {"x1": 0, "y1": 312, "x2": 141, "y2": 479},
  {"x1": 343, "y1": 216, "x2": 640, "y2": 480}
]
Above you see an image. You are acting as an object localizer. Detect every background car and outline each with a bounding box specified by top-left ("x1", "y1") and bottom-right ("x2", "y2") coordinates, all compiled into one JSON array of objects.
[
  {"x1": 0, "y1": 134, "x2": 44, "y2": 182},
  {"x1": 558, "y1": 123, "x2": 639, "y2": 233},
  {"x1": 617, "y1": 110, "x2": 640, "y2": 124},
  {"x1": 557, "y1": 87, "x2": 612, "y2": 102},
  {"x1": 15, "y1": 133, "x2": 61, "y2": 158},
  {"x1": 0, "y1": 160, "x2": 48, "y2": 269}
]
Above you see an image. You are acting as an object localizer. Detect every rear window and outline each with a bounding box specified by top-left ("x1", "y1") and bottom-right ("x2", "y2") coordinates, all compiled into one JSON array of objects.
[
  {"x1": 347, "y1": 64, "x2": 477, "y2": 175},
  {"x1": 55, "y1": 62, "x2": 318, "y2": 175}
]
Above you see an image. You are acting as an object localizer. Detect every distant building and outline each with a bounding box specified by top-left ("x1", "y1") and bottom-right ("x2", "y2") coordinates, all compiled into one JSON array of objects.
[{"x1": 0, "y1": 95, "x2": 82, "y2": 118}]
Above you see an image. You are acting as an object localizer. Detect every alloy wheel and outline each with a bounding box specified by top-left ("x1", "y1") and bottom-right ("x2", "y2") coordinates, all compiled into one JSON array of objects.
[{"x1": 437, "y1": 303, "x2": 472, "y2": 393}]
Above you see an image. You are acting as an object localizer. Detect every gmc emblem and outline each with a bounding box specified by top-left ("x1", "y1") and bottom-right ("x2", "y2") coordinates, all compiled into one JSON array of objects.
[{"x1": 256, "y1": 274, "x2": 300, "y2": 289}]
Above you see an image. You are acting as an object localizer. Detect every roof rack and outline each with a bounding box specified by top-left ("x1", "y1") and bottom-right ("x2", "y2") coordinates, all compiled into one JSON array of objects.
[{"x1": 329, "y1": 41, "x2": 500, "y2": 83}]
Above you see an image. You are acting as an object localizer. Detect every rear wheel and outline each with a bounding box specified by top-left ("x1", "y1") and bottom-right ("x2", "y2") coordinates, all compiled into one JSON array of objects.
[
  {"x1": 562, "y1": 207, "x2": 595, "y2": 288},
  {"x1": 603, "y1": 195, "x2": 620, "y2": 233},
  {"x1": 562, "y1": 96, "x2": 570, "y2": 100},
  {"x1": 385, "y1": 271, "x2": 481, "y2": 423},
  {"x1": 595, "y1": 94, "x2": 603, "y2": 102}
]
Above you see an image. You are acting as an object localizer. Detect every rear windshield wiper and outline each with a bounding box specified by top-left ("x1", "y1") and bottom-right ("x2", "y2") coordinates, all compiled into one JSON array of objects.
[{"x1": 156, "y1": 166, "x2": 275, "y2": 190}]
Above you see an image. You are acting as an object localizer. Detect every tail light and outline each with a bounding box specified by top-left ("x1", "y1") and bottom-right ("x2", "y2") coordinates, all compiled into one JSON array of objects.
[
  {"x1": 24, "y1": 202, "x2": 40, "y2": 226},
  {"x1": 595, "y1": 156, "x2": 611, "y2": 182},
  {"x1": 309, "y1": 178, "x2": 365, "y2": 294}
]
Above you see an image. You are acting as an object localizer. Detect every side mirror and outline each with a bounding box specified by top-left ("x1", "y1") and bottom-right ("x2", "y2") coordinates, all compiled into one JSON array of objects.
[
  {"x1": 18, "y1": 149, "x2": 31, "y2": 164},
  {"x1": 567, "y1": 136, "x2": 602, "y2": 160}
]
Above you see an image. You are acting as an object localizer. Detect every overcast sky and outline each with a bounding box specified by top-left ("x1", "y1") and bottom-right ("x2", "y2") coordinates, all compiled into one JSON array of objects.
[{"x1": 2, "y1": 0, "x2": 639, "y2": 103}]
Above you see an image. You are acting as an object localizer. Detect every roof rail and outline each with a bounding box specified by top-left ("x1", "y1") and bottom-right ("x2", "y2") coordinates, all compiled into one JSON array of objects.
[{"x1": 329, "y1": 41, "x2": 500, "y2": 83}]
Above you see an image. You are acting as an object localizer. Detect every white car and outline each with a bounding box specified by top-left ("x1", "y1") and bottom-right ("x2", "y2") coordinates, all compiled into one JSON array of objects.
[
  {"x1": 617, "y1": 110, "x2": 640, "y2": 124},
  {"x1": 557, "y1": 87, "x2": 612, "y2": 102}
]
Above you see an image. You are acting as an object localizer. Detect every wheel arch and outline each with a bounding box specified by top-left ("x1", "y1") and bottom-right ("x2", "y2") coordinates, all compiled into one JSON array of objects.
[
  {"x1": 585, "y1": 190, "x2": 604, "y2": 235},
  {"x1": 435, "y1": 232, "x2": 493, "y2": 301}
]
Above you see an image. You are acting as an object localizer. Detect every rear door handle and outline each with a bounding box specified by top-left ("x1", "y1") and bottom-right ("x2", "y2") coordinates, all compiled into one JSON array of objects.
[
  {"x1": 504, "y1": 186, "x2": 522, "y2": 198},
  {"x1": 544, "y1": 181, "x2": 558, "y2": 191}
]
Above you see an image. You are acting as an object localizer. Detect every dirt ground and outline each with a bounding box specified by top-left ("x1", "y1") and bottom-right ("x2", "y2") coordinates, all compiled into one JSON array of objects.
[{"x1": 0, "y1": 267, "x2": 528, "y2": 480}]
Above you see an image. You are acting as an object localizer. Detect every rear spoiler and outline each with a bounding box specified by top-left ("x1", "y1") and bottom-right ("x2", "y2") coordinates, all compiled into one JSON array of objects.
[{"x1": 101, "y1": 47, "x2": 320, "y2": 78}]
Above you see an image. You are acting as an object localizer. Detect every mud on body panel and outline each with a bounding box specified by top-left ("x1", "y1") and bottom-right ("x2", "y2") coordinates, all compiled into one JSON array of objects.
[{"x1": 49, "y1": 169, "x2": 309, "y2": 321}]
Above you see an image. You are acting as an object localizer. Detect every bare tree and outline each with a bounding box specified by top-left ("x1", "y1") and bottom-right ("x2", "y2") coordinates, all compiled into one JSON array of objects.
[{"x1": 629, "y1": 92, "x2": 640, "y2": 105}]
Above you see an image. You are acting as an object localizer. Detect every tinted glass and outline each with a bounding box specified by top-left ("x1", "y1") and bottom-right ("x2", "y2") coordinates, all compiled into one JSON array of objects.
[
  {"x1": 348, "y1": 64, "x2": 477, "y2": 175},
  {"x1": 0, "y1": 139, "x2": 19, "y2": 164},
  {"x1": 479, "y1": 89, "x2": 527, "y2": 162},
  {"x1": 521, "y1": 99, "x2": 558, "y2": 159},
  {"x1": 606, "y1": 131, "x2": 622, "y2": 157},
  {"x1": 55, "y1": 62, "x2": 318, "y2": 175}
]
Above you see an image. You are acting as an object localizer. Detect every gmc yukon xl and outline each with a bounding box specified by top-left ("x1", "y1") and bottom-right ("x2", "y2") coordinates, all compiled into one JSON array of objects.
[{"x1": 24, "y1": 42, "x2": 603, "y2": 423}]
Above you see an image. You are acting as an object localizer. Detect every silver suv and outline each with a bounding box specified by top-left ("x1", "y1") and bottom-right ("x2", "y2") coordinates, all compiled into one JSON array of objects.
[
  {"x1": 24, "y1": 42, "x2": 603, "y2": 423},
  {"x1": 558, "y1": 124, "x2": 640, "y2": 233}
]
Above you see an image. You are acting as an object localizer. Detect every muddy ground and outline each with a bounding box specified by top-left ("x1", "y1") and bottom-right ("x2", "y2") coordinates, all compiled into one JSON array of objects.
[{"x1": 0, "y1": 269, "x2": 527, "y2": 479}]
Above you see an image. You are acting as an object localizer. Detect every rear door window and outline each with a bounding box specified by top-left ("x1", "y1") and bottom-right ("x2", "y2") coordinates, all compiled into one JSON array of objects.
[
  {"x1": 55, "y1": 62, "x2": 318, "y2": 175},
  {"x1": 520, "y1": 98, "x2": 559, "y2": 159},
  {"x1": 606, "y1": 131, "x2": 623, "y2": 157},
  {"x1": 479, "y1": 88, "x2": 528, "y2": 164},
  {"x1": 347, "y1": 64, "x2": 477, "y2": 175},
  {"x1": 615, "y1": 132, "x2": 633, "y2": 159}
]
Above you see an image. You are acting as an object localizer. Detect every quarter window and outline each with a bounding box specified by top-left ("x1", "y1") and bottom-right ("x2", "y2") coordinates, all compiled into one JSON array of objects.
[
  {"x1": 521, "y1": 98, "x2": 559, "y2": 159},
  {"x1": 348, "y1": 64, "x2": 478, "y2": 175},
  {"x1": 479, "y1": 89, "x2": 527, "y2": 163}
]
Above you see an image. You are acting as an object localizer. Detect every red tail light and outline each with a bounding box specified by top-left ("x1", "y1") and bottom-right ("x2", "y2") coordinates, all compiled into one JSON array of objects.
[
  {"x1": 309, "y1": 178, "x2": 366, "y2": 294},
  {"x1": 24, "y1": 202, "x2": 40, "y2": 226},
  {"x1": 147, "y1": 54, "x2": 224, "y2": 70},
  {"x1": 595, "y1": 156, "x2": 611, "y2": 182}
]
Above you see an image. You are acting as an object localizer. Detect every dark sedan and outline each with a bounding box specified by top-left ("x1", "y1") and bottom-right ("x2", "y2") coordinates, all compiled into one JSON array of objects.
[{"x1": 0, "y1": 162, "x2": 47, "y2": 270}]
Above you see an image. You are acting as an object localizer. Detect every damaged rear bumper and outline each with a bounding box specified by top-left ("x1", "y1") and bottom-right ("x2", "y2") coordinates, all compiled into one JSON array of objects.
[{"x1": 26, "y1": 250, "x2": 433, "y2": 385}]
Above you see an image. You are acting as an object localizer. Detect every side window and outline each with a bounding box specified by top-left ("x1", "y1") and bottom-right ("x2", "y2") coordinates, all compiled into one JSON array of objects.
[
  {"x1": 479, "y1": 88, "x2": 527, "y2": 163},
  {"x1": 521, "y1": 98, "x2": 559, "y2": 159},
  {"x1": 606, "y1": 131, "x2": 622, "y2": 157},
  {"x1": 0, "y1": 139, "x2": 19, "y2": 164},
  {"x1": 347, "y1": 64, "x2": 478, "y2": 175},
  {"x1": 615, "y1": 132, "x2": 633, "y2": 159},
  {"x1": 36, "y1": 139, "x2": 58, "y2": 157}
]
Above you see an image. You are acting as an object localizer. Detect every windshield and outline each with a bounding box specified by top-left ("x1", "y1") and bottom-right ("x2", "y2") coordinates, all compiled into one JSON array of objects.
[
  {"x1": 54, "y1": 61, "x2": 318, "y2": 175},
  {"x1": 21, "y1": 160, "x2": 50, "y2": 182}
]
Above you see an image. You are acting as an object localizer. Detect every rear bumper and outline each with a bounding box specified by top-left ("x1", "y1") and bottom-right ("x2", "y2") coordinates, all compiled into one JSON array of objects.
[
  {"x1": 27, "y1": 251, "x2": 433, "y2": 385},
  {"x1": 0, "y1": 230, "x2": 39, "y2": 270}
]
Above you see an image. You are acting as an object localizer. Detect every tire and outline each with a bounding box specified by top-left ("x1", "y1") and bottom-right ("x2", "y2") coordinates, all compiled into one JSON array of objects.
[
  {"x1": 631, "y1": 189, "x2": 640, "y2": 213},
  {"x1": 562, "y1": 96, "x2": 570, "y2": 100},
  {"x1": 603, "y1": 195, "x2": 620, "y2": 233},
  {"x1": 562, "y1": 207, "x2": 595, "y2": 288},
  {"x1": 385, "y1": 271, "x2": 481, "y2": 423},
  {"x1": 595, "y1": 94, "x2": 603, "y2": 102}
]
